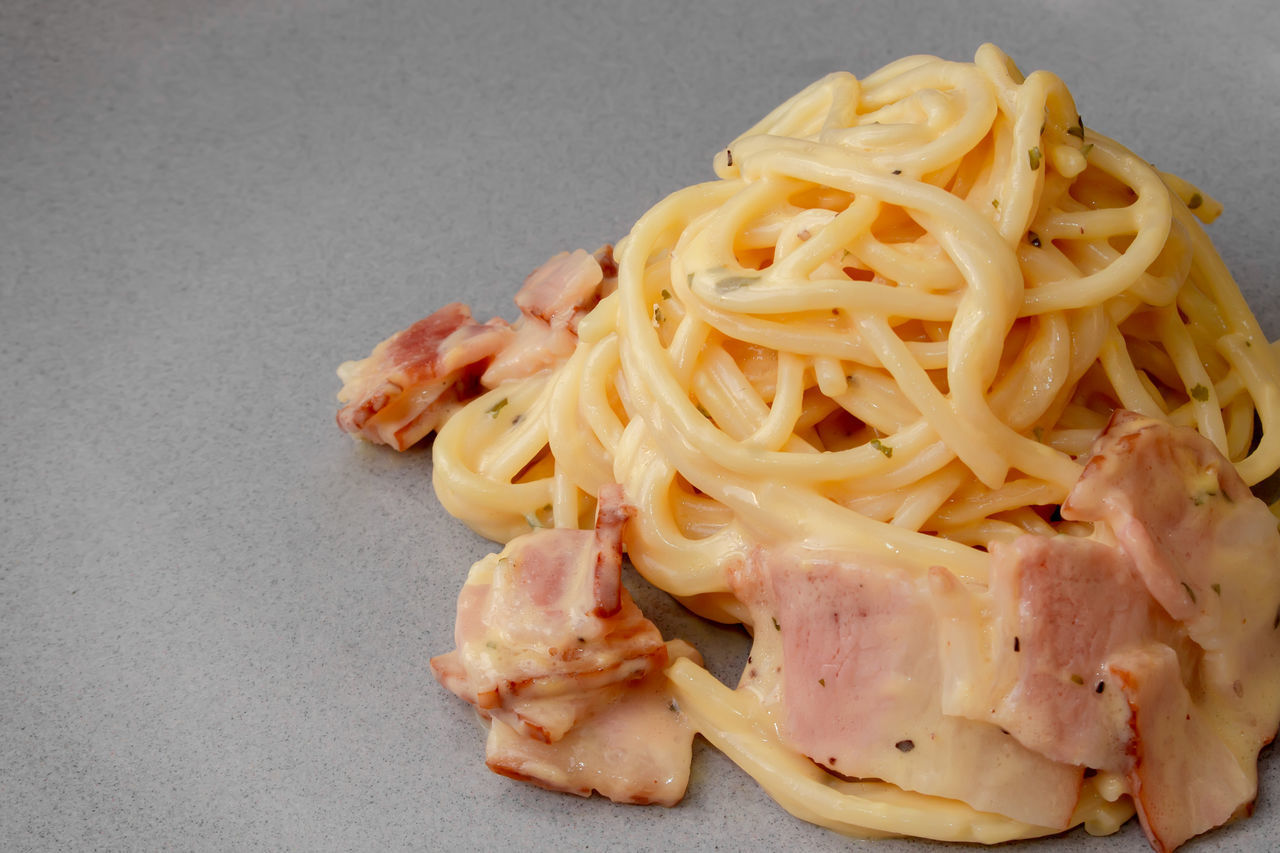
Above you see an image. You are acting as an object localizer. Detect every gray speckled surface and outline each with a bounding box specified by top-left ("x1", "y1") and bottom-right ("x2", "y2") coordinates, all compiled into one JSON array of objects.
[{"x1": 3, "y1": 1, "x2": 1278, "y2": 850}]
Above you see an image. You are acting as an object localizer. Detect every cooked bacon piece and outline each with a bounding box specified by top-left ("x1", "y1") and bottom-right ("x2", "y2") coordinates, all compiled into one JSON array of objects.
[
  {"x1": 483, "y1": 639, "x2": 701, "y2": 806},
  {"x1": 742, "y1": 547, "x2": 1083, "y2": 830},
  {"x1": 429, "y1": 489, "x2": 698, "y2": 804},
  {"x1": 478, "y1": 316, "x2": 578, "y2": 387},
  {"x1": 337, "y1": 248, "x2": 615, "y2": 447},
  {"x1": 514, "y1": 248, "x2": 605, "y2": 332},
  {"x1": 1063, "y1": 411, "x2": 1280, "y2": 766},
  {"x1": 934, "y1": 535, "x2": 1164, "y2": 772},
  {"x1": 932, "y1": 412, "x2": 1280, "y2": 851},
  {"x1": 335, "y1": 303, "x2": 512, "y2": 449},
  {"x1": 1108, "y1": 645, "x2": 1253, "y2": 853}
]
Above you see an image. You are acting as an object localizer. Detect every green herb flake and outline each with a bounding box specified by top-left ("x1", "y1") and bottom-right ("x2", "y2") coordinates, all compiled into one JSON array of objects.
[
  {"x1": 1188, "y1": 192, "x2": 1204, "y2": 210},
  {"x1": 1033, "y1": 426, "x2": 1045, "y2": 443},
  {"x1": 696, "y1": 403, "x2": 712, "y2": 419},
  {"x1": 1213, "y1": 583, "x2": 1222, "y2": 596},
  {"x1": 991, "y1": 198, "x2": 1000, "y2": 209},
  {"x1": 486, "y1": 398, "x2": 509, "y2": 418},
  {"x1": 523, "y1": 506, "x2": 551, "y2": 529},
  {"x1": 870, "y1": 438, "x2": 893, "y2": 458},
  {"x1": 1190, "y1": 384, "x2": 1210, "y2": 402},
  {"x1": 653, "y1": 304, "x2": 664, "y2": 325},
  {"x1": 772, "y1": 616, "x2": 781, "y2": 631},
  {"x1": 1028, "y1": 146, "x2": 1042, "y2": 170},
  {"x1": 661, "y1": 288, "x2": 673, "y2": 300},
  {"x1": 1067, "y1": 115, "x2": 1086, "y2": 140},
  {"x1": 1081, "y1": 142, "x2": 1094, "y2": 157},
  {"x1": 1070, "y1": 674, "x2": 1085, "y2": 686},
  {"x1": 1028, "y1": 231, "x2": 1042, "y2": 248},
  {"x1": 1182, "y1": 581, "x2": 1197, "y2": 603}
]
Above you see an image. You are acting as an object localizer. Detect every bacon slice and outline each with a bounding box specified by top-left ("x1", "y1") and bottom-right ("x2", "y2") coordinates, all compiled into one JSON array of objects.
[
  {"x1": 934, "y1": 534, "x2": 1164, "y2": 772},
  {"x1": 513, "y1": 248, "x2": 605, "y2": 332},
  {"x1": 932, "y1": 412, "x2": 1280, "y2": 851},
  {"x1": 429, "y1": 488, "x2": 698, "y2": 804},
  {"x1": 337, "y1": 248, "x2": 614, "y2": 448},
  {"x1": 1108, "y1": 644, "x2": 1253, "y2": 853},
  {"x1": 740, "y1": 547, "x2": 1083, "y2": 830},
  {"x1": 483, "y1": 639, "x2": 700, "y2": 806},
  {"x1": 336, "y1": 303, "x2": 512, "y2": 449}
]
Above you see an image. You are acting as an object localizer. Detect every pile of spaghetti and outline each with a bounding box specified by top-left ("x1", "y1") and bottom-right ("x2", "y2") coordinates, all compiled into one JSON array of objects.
[{"x1": 335, "y1": 45, "x2": 1280, "y2": 852}]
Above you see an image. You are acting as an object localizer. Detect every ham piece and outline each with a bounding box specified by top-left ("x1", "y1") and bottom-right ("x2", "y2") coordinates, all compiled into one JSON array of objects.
[
  {"x1": 932, "y1": 411, "x2": 1280, "y2": 852},
  {"x1": 735, "y1": 548, "x2": 1084, "y2": 830},
  {"x1": 336, "y1": 247, "x2": 615, "y2": 449},
  {"x1": 430, "y1": 486, "x2": 698, "y2": 805}
]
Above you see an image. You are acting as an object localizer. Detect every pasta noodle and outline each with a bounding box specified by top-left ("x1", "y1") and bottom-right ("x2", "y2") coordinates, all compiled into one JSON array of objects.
[{"x1": 340, "y1": 44, "x2": 1280, "y2": 849}]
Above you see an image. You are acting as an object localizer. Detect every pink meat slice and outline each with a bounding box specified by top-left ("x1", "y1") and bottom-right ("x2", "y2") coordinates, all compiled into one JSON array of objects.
[
  {"x1": 335, "y1": 303, "x2": 512, "y2": 449},
  {"x1": 430, "y1": 486, "x2": 697, "y2": 804},
  {"x1": 753, "y1": 547, "x2": 1083, "y2": 829},
  {"x1": 513, "y1": 248, "x2": 606, "y2": 331},
  {"x1": 933, "y1": 412, "x2": 1280, "y2": 851},
  {"x1": 934, "y1": 534, "x2": 1163, "y2": 772},
  {"x1": 1107, "y1": 644, "x2": 1252, "y2": 853},
  {"x1": 336, "y1": 247, "x2": 615, "y2": 448}
]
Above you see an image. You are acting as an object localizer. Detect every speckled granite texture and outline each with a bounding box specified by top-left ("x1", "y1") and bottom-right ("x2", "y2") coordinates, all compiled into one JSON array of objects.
[{"x1": 3, "y1": 1, "x2": 1278, "y2": 850}]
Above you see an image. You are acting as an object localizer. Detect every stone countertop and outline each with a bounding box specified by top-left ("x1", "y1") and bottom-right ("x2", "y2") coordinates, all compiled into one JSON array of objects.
[{"x1": 4, "y1": 1, "x2": 1277, "y2": 850}]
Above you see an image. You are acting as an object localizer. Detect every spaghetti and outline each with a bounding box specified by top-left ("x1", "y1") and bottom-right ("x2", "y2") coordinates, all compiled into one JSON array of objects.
[{"x1": 338, "y1": 45, "x2": 1280, "y2": 850}]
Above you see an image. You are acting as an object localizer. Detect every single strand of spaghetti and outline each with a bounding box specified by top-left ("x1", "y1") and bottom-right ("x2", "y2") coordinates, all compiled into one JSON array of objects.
[
  {"x1": 1224, "y1": 392, "x2": 1256, "y2": 462},
  {"x1": 813, "y1": 356, "x2": 849, "y2": 396},
  {"x1": 1045, "y1": 428, "x2": 1101, "y2": 457},
  {"x1": 1036, "y1": 208, "x2": 1141, "y2": 241},
  {"x1": 694, "y1": 274, "x2": 960, "y2": 320},
  {"x1": 550, "y1": 467, "x2": 580, "y2": 528}
]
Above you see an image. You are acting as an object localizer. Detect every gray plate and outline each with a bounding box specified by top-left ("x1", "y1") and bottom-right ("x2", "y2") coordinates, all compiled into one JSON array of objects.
[{"x1": 4, "y1": 1, "x2": 1278, "y2": 850}]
